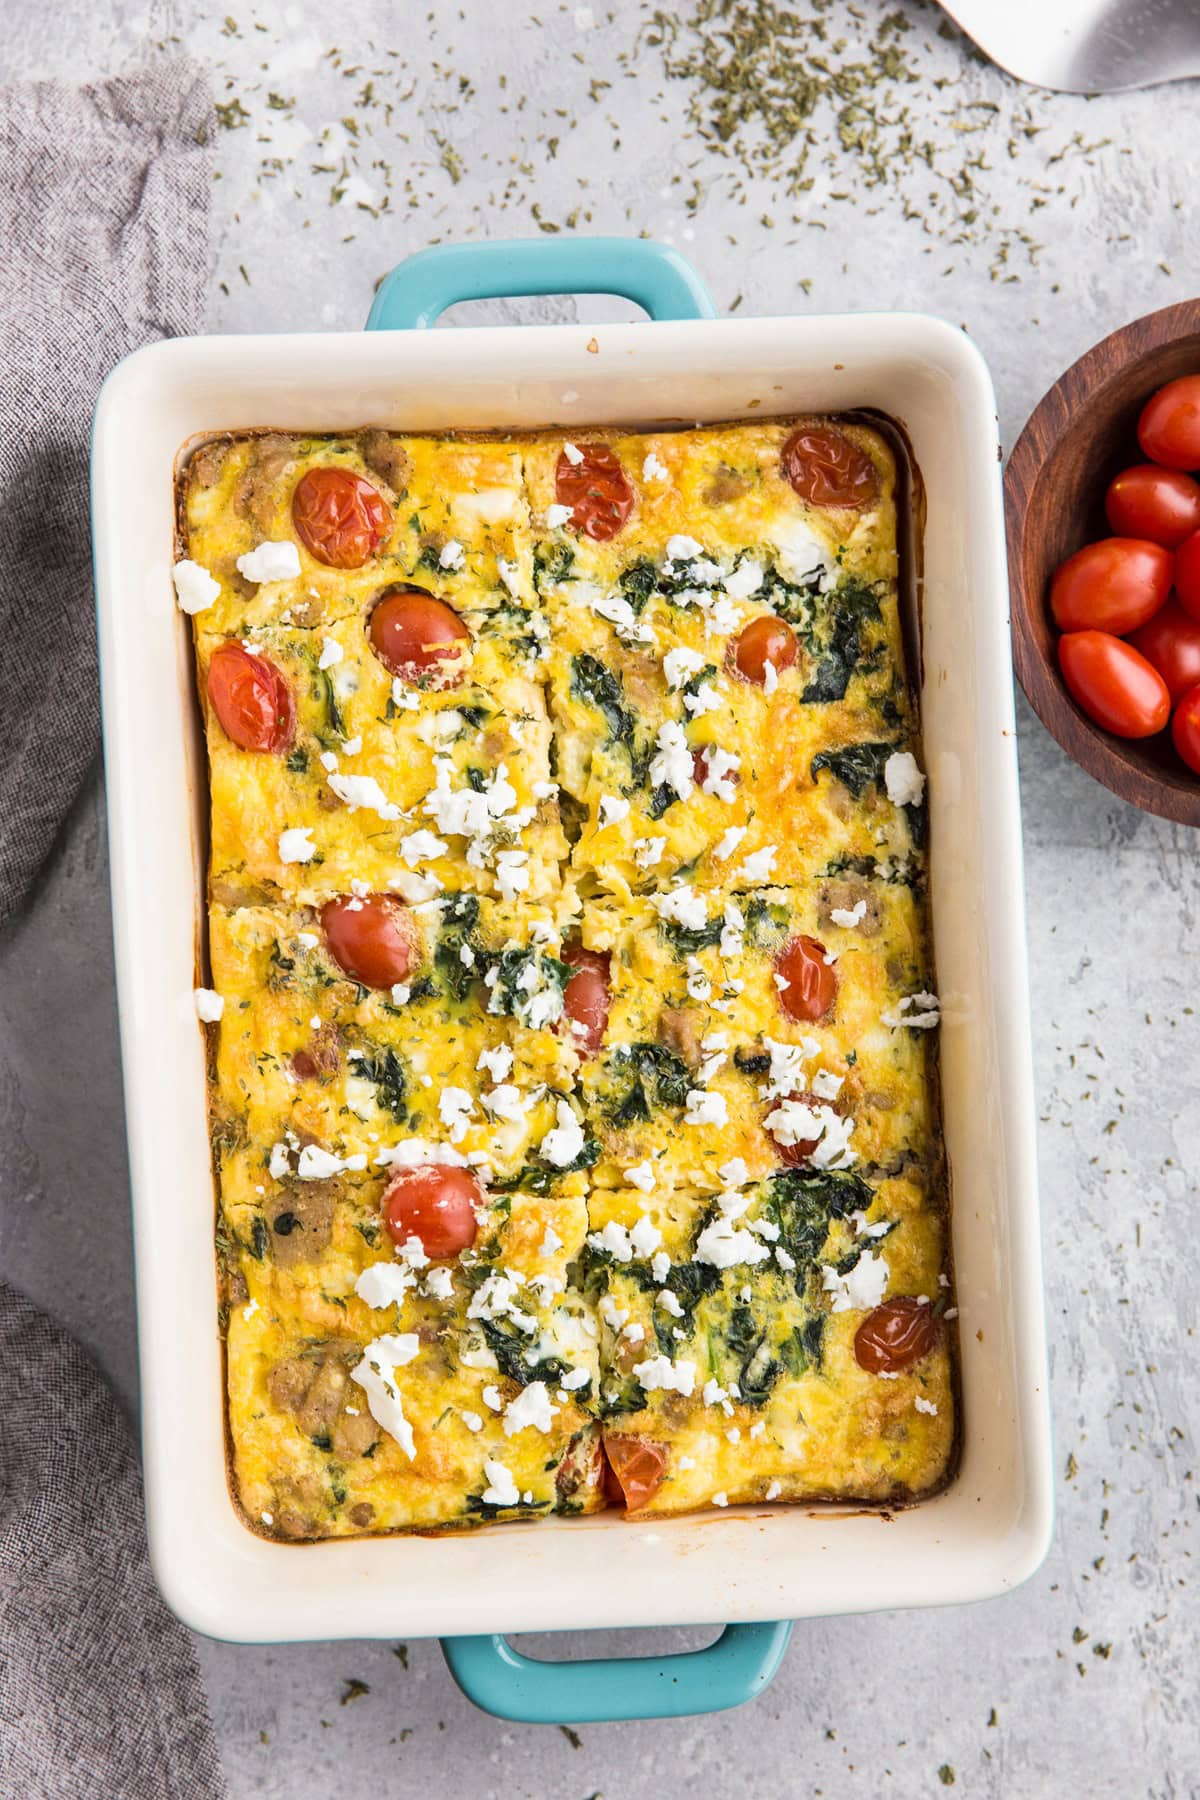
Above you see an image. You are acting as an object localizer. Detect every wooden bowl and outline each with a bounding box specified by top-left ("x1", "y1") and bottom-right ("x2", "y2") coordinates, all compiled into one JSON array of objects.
[{"x1": 1005, "y1": 299, "x2": 1200, "y2": 825}]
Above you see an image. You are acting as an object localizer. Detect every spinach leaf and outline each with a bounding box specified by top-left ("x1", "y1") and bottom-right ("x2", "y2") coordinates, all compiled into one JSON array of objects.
[
  {"x1": 434, "y1": 895, "x2": 481, "y2": 1001},
  {"x1": 802, "y1": 576, "x2": 882, "y2": 704},
  {"x1": 605, "y1": 1042, "x2": 692, "y2": 1126},
  {"x1": 810, "y1": 740, "x2": 895, "y2": 799},
  {"x1": 465, "y1": 1490, "x2": 550, "y2": 1521},
  {"x1": 312, "y1": 666, "x2": 345, "y2": 745},
  {"x1": 647, "y1": 782, "x2": 676, "y2": 820},
  {"x1": 479, "y1": 1318, "x2": 569, "y2": 1389},
  {"x1": 779, "y1": 1314, "x2": 826, "y2": 1377},
  {"x1": 733, "y1": 1047, "x2": 771, "y2": 1076},
  {"x1": 352, "y1": 1046, "x2": 408, "y2": 1122},
  {"x1": 491, "y1": 1136, "x2": 599, "y2": 1194},
  {"x1": 755, "y1": 559, "x2": 823, "y2": 626},
  {"x1": 765, "y1": 1169, "x2": 875, "y2": 1277},
  {"x1": 533, "y1": 540, "x2": 576, "y2": 592},
  {"x1": 744, "y1": 895, "x2": 789, "y2": 949},
  {"x1": 571, "y1": 653, "x2": 636, "y2": 753},
  {"x1": 738, "y1": 1337, "x2": 785, "y2": 1407},
  {"x1": 598, "y1": 1371, "x2": 649, "y2": 1418},
  {"x1": 486, "y1": 947, "x2": 571, "y2": 1027},
  {"x1": 285, "y1": 747, "x2": 308, "y2": 774},
  {"x1": 659, "y1": 917, "x2": 723, "y2": 958},
  {"x1": 617, "y1": 558, "x2": 658, "y2": 613}
]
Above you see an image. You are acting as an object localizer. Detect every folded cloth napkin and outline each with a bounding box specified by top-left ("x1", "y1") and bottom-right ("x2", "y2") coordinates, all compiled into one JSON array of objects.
[{"x1": 0, "y1": 64, "x2": 225, "y2": 1800}]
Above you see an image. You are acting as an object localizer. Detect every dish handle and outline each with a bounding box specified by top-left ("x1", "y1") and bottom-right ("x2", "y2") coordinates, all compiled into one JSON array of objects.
[
  {"x1": 364, "y1": 234, "x2": 785, "y2": 1723},
  {"x1": 440, "y1": 1621, "x2": 793, "y2": 1724},
  {"x1": 364, "y1": 234, "x2": 717, "y2": 329}
]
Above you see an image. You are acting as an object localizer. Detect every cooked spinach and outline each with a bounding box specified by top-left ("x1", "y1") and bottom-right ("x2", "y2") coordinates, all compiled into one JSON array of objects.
[
  {"x1": 312, "y1": 666, "x2": 345, "y2": 745},
  {"x1": 802, "y1": 576, "x2": 882, "y2": 704},
  {"x1": 779, "y1": 1315, "x2": 826, "y2": 1376},
  {"x1": 605, "y1": 1042, "x2": 692, "y2": 1126},
  {"x1": 285, "y1": 747, "x2": 308, "y2": 774},
  {"x1": 755, "y1": 558, "x2": 823, "y2": 626},
  {"x1": 744, "y1": 895, "x2": 789, "y2": 949},
  {"x1": 734, "y1": 1047, "x2": 771, "y2": 1076},
  {"x1": 617, "y1": 557, "x2": 658, "y2": 612},
  {"x1": 533, "y1": 540, "x2": 576, "y2": 592},
  {"x1": 352, "y1": 1046, "x2": 408, "y2": 1122},
  {"x1": 765, "y1": 1169, "x2": 875, "y2": 1278},
  {"x1": 479, "y1": 1318, "x2": 569, "y2": 1390},
  {"x1": 738, "y1": 1336, "x2": 785, "y2": 1407},
  {"x1": 434, "y1": 895, "x2": 481, "y2": 1001},
  {"x1": 659, "y1": 917, "x2": 723, "y2": 958},
  {"x1": 571, "y1": 653, "x2": 636, "y2": 754},
  {"x1": 647, "y1": 782, "x2": 676, "y2": 820},
  {"x1": 249, "y1": 1216, "x2": 269, "y2": 1261},
  {"x1": 810, "y1": 740, "x2": 895, "y2": 799},
  {"x1": 465, "y1": 1490, "x2": 550, "y2": 1521},
  {"x1": 486, "y1": 947, "x2": 571, "y2": 1026},
  {"x1": 491, "y1": 1137, "x2": 599, "y2": 1194},
  {"x1": 598, "y1": 1372, "x2": 649, "y2": 1418}
]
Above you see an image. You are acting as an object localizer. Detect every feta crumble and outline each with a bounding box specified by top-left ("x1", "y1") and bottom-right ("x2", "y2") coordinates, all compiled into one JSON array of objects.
[
  {"x1": 317, "y1": 635, "x2": 343, "y2": 670},
  {"x1": 821, "y1": 1249, "x2": 889, "y2": 1313},
  {"x1": 481, "y1": 1458, "x2": 521, "y2": 1507},
  {"x1": 350, "y1": 1334, "x2": 420, "y2": 1458},
  {"x1": 172, "y1": 558, "x2": 220, "y2": 614},
  {"x1": 539, "y1": 1099, "x2": 585, "y2": 1169},
  {"x1": 633, "y1": 1354, "x2": 696, "y2": 1396},
  {"x1": 236, "y1": 540, "x2": 302, "y2": 584},
  {"x1": 884, "y1": 750, "x2": 926, "y2": 808},
  {"x1": 503, "y1": 1381, "x2": 559, "y2": 1436},
  {"x1": 194, "y1": 987, "x2": 224, "y2": 1022},
  {"x1": 643, "y1": 451, "x2": 669, "y2": 482}
]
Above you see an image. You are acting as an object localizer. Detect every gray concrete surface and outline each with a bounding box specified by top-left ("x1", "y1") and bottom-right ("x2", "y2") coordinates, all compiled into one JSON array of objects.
[{"x1": 3, "y1": 1, "x2": 1200, "y2": 1793}]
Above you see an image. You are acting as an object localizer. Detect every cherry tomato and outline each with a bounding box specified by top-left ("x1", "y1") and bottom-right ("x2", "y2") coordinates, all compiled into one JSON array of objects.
[
  {"x1": 692, "y1": 746, "x2": 741, "y2": 792},
  {"x1": 603, "y1": 1435, "x2": 670, "y2": 1512},
  {"x1": 1049, "y1": 538, "x2": 1172, "y2": 635},
  {"x1": 1174, "y1": 528, "x2": 1200, "y2": 619},
  {"x1": 1058, "y1": 631, "x2": 1170, "y2": 739},
  {"x1": 730, "y1": 615, "x2": 798, "y2": 685},
  {"x1": 561, "y1": 944, "x2": 610, "y2": 1057},
  {"x1": 382, "y1": 1164, "x2": 480, "y2": 1258},
  {"x1": 854, "y1": 1297, "x2": 940, "y2": 1373},
  {"x1": 368, "y1": 586, "x2": 472, "y2": 684},
  {"x1": 1105, "y1": 464, "x2": 1200, "y2": 547},
  {"x1": 555, "y1": 444, "x2": 634, "y2": 541},
  {"x1": 206, "y1": 644, "x2": 294, "y2": 753},
  {"x1": 1172, "y1": 681, "x2": 1200, "y2": 776},
  {"x1": 1127, "y1": 600, "x2": 1200, "y2": 701},
  {"x1": 774, "y1": 1128, "x2": 820, "y2": 1168},
  {"x1": 781, "y1": 427, "x2": 878, "y2": 509},
  {"x1": 1137, "y1": 376, "x2": 1200, "y2": 471},
  {"x1": 321, "y1": 894, "x2": 420, "y2": 988},
  {"x1": 292, "y1": 465, "x2": 392, "y2": 568},
  {"x1": 291, "y1": 1026, "x2": 340, "y2": 1083},
  {"x1": 775, "y1": 935, "x2": 837, "y2": 1023}
]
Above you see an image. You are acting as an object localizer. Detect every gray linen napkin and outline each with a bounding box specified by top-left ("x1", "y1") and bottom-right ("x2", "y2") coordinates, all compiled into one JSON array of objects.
[{"x1": 0, "y1": 65, "x2": 226, "y2": 1800}]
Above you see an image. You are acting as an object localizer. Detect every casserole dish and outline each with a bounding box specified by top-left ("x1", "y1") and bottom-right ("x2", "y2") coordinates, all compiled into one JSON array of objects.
[{"x1": 92, "y1": 236, "x2": 1052, "y2": 1722}]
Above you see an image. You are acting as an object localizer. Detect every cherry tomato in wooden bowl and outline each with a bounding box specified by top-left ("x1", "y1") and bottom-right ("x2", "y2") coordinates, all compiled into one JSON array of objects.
[
  {"x1": 1127, "y1": 599, "x2": 1200, "y2": 701},
  {"x1": 1172, "y1": 682, "x2": 1200, "y2": 776},
  {"x1": 1057, "y1": 631, "x2": 1170, "y2": 739},
  {"x1": 1104, "y1": 464, "x2": 1200, "y2": 548},
  {"x1": 1049, "y1": 538, "x2": 1172, "y2": 635},
  {"x1": 1173, "y1": 528, "x2": 1200, "y2": 621},
  {"x1": 1138, "y1": 375, "x2": 1200, "y2": 471}
]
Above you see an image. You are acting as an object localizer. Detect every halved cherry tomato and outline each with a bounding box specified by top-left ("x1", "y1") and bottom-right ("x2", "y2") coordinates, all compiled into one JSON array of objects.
[
  {"x1": 1127, "y1": 600, "x2": 1200, "y2": 701},
  {"x1": 1138, "y1": 376, "x2": 1200, "y2": 471},
  {"x1": 781, "y1": 427, "x2": 878, "y2": 509},
  {"x1": 368, "y1": 586, "x2": 472, "y2": 684},
  {"x1": 1174, "y1": 528, "x2": 1200, "y2": 620},
  {"x1": 1172, "y1": 681, "x2": 1200, "y2": 776},
  {"x1": 1105, "y1": 464, "x2": 1200, "y2": 547},
  {"x1": 775, "y1": 935, "x2": 837, "y2": 1022},
  {"x1": 321, "y1": 894, "x2": 420, "y2": 988},
  {"x1": 692, "y1": 746, "x2": 741, "y2": 792},
  {"x1": 1057, "y1": 631, "x2": 1170, "y2": 739},
  {"x1": 561, "y1": 944, "x2": 610, "y2": 1057},
  {"x1": 1049, "y1": 538, "x2": 1172, "y2": 635},
  {"x1": 854, "y1": 1297, "x2": 940, "y2": 1373},
  {"x1": 774, "y1": 1128, "x2": 820, "y2": 1168},
  {"x1": 604, "y1": 1435, "x2": 670, "y2": 1512},
  {"x1": 730, "y1": 615, "x2": 797, "y2": 685},
  {"x1": 382, "y1": 1164, "x2": 480, "y2": 1258},
  {"x1": 292, "y1": 465, "x2": 392, "y2": 568},
  {"x1": 555, "y1": 444, "x2": 634, "y2": 541},
  {"x1": 206, "y1": 643, "x2": 294, "y2": 753}
]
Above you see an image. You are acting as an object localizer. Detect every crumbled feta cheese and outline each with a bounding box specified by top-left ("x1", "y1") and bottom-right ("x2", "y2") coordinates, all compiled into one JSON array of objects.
[
  {"x1": 236, "y1": 540, "x2": 302, "y2": 584},
  {"x1": 765, "y1": 1479, "x2": 782, "y2": 1501},
  {"x1": 764, "y1": 1099, "x2": 857, "y2": 1169},
  {"x1": 374, "y1": 1138, "x2": 468, "y2": 1169},
  {"x1": 497, "y1": 557, "x2": 522, "y2": 597},
  {"x1": 719, "y1": 898, "x2": 745, "y2": 959},
  {"x1": 481, "y1": 1083, "x2": 528, "y2": 1124},
  {"x1": 539, "y1": 1099, "x2": 585, "y2": 1168},
  {"x1": 624, "y1": 1160, "x2": 656, "y2": 1193},
  {"x1": 913, "y1": 1395, "x2": 939, "y2": 1415},
  {"x1": 390, "y1": 983, "x2": 412, "y2": 1007},
  {"x1": 341, "y1": 735, "x2": 362, "y2": 756},
  {"x1": 771, "y1": 518, "x2": 834, "y2": 587},
  {"x1": 327, "y1": 772, "x2": 402, "y2": 821},
  {"x1": 461, "y1": 1410, "x2": 484, "y2": 1432},
  {"x1": 561, "y1": 1366, "x2": 591, "y2": 1392},
  {"x1": 562, "y1": 440, "x2": 585, "y2": 465},
  {"x1": 400, "y1": 829, "x2": 448, "y2": 866},
  {"x1": 763, "y1": 1037, "x2": 809, "y2": 1100},
  {"x1": 736, "y1": 845, "x2": 777, "y2": 883},
  {"x1": 194, "y1": 987, "x2": 224, "y2": 1022},
  {"x1": 635, "y1": 835, "x2": 667, "y2": 870},
  {"x1": 476, "y1": 1045, "x2": 514, "y2": 1083},
  {"x1": 723, "y1": 558, "x2": 764, "y2": 601},
  {"x1": 663, "y1": 646, "x2": 706, "y2": 690},
  {"x1": 482, "y1": 1384, "x2": 503, "y2": 1412},
  {"x1": 540, "y1": 1226, "x2": 563, "y2": 1258},
  {"x1": 694, "y1": 1214, "x2": 770, "y2": 1269},
  {"x1": 683, "y1": 681, "x2": 722, "y2": 717},
  {"x1": 355, "y1": 1261, "x2": 416, "y2": 1310},
  {"x1": 633, "y1": 1354, "x2": 696, "y2": 1396},
  {"x1": 494, "y1": 848, "x2": 531, "y2": 902},
  {"x1": 438, "y1": 1087, "x2": 475, "y2": 1143},
  {"x1": 480, "y1": 1458, "x2": 521, "y2": 1506},
  {"x1": 423, "y1": 1266, "x2": 454, "y2": 1301},
  {"x1": 883, "y1": 991, "x2": 941, "y2": 1030},
  {"x1": 172, "y1": 558, "x2": 221, "y2": 615},
  {"x1": 649, "y1": 720, "x2": 695, "y2": 800},
  {"x1": 657, "y1": 1288, "x2": 684, "y2": 1318},
  {"x1": 684, "y1": 1089, "x2": 727, "y2": 1127},
  {"x1": 545, "y1": 503, "x2": 573, "y2": 528},
  {"x1": 319, "y1": 750, "x2": 339, "y2": 774},
  {"x1": 830, "y1": 899, "x2": 868, "y2": 930},
  {"x1": 652, "y1": 883, "x2": 708, "y2": 930},
  {"x1": 697, "y1": 745, "x2": 740, "y2": 802},
  {"x1": 318, "y1": 635, "x2": 343, "y2": 670},
  {"x1": 297, "y1": 1144, "x2": 366, "y2": 1179},
  {"x1": 666, "y1": 534, "x2": 703, "y2": 561},
  {"x1": 650, "y1": 1250, "x2": 671, "y2": 1282},
  {"x1": 712, "y1": 1491, "x2": 729, "y2": 1508},
  {"x1": 598, "y1": 794, "x2": 630, "y2": 827},
  {"x1": 810, "y1": 1068, "x2": 844, "y2": 1101},
  {"x1": 712, "y1": 826, "x2": 746, "y2": 863},
  {"x1": 884, "y1": 750, "x2": 926, "y2": 808},
  {"x1": 599, "y1": 1294, "x2": 629, "y2": 1331},
  {"x1": 719, "y1": 1157, "x2": 749, "y2": 1187},
  {"x1": 503, "y1": 1381, "x2": 559, "y2": 1436},
  {"x1": 438, "y1": 538, "x2": 465, "y2": 570},
  {"x1": 350, "y1": 1334, "x2": 420, "y2": 1457},
  {"x1": 822, "y1": 1250, "x2": 889, "y2": 1313}
]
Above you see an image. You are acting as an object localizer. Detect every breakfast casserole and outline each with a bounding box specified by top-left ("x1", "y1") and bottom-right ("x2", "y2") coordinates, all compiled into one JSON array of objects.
[{"x1": 178, "y1": 416, "x2": 954, "y2": 1538}]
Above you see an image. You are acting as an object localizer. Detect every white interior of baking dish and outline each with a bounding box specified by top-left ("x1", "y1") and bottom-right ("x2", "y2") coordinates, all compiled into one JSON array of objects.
[{"x1": 92, "y1": 313, "x2": 1052, "y2": 1642}]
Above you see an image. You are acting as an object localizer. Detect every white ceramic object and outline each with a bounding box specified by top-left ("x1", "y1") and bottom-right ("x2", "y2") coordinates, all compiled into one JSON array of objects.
[{"x1": 93, "y1": 312, "x2": 1053, "y2": 1643}]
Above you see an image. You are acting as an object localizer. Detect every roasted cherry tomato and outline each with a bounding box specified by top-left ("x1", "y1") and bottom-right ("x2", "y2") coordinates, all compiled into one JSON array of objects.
[
  {"x1": 555, "y1": 444, "x2": 634, "y2": 542},
  {"x1": 774, "y1": 1127, "x2": 820, "y2": 1168},
  {"x1": 1172, "y1": 681, "x2": 1200, "y2": 776},
  {"x1": 1049, "y1": 537, "x2": 1172, "y2": 635},
  {"x1": 206, "y1": 643, "x2": 294, "y2": 753},
  {"x1": 321, "y1": 894, "x2": 420, "y2": 988},
  {"x1": 781, "y1": 427, "x2": 878, "y2": 509},
  {"x1": 291, "y1": 1026, "x2": 340, "y2": 1083},
  {"x1": 775, "y1": 934, "x2": 837, "y2": 1022},
  {"x1": 368, "y1": 586, "x2": 472, "y2": 684},
  {"x1": 382, "y1": 1164, "x2": 481, "y2": 1258},
  {"x1": 730, "y1": 615, "x2": 798, "y2": 685},
  {"x1": 854, "y1": 1297, "x2": 940, "y2": 1373},
  {"x1": 1105, "y1": 464, "x2": 1200, "y2": 547},
  {"x1": 1058, "y1": 631, "x2": 1170, "y2": 739},
  {"x1": 1174, "y1": 528, "x2": 1200, "y2": 619},
  {"x1": 603, "y1": 1435, "x2": 670, "y2": 1512},
  {"x1": 561, "y1": 944, "x2": 610, "y2": 1057},
  {"x1": 292, "y1": 465, "x2": 392, "y2": 568},
  {"x1": 1137, "y1": 376, "x2": 1200, "y2": 471},
  {"x1": 1127, "y1": 600, "x2": 1200, "y2": 701}
]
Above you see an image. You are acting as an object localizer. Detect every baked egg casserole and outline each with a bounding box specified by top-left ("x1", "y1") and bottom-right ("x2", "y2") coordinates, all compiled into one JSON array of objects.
[{"x1": 179, "y1": 418, "x2": 955, "y2": 1536}]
